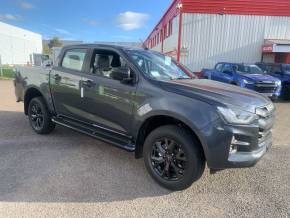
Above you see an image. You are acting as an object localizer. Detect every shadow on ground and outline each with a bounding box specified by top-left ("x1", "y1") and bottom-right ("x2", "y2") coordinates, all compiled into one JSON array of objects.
[{"x1": 0, "y1": 111, "x2": 171, "y2": 203}]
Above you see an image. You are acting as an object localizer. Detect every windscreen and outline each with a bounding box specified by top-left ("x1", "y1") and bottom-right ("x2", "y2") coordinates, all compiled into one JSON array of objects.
[
  {"x1": 125, "y1": 49, "x2": 191, "y2": 81},
  {"x1": 234, "y1": 64, "x2": 264, "y2": 74}
]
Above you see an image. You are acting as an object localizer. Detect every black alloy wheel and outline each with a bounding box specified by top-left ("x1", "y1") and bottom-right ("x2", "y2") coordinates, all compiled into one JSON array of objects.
[
  {"x1": 30, "y1": 101, "x2": 44, "y2": 131},
  {"x1": 143, "y1": 125, "x2": 205, "y2": 191},
  {"x1": 151, "y1": 137, "x2": 187, "y2": 181},
  {"x1": 28, "y1": 97, "x2": 55, "y2": 134}
]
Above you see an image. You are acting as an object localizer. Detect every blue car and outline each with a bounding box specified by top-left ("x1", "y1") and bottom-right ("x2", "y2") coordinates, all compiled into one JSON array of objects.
[
  {"x1": 256, "y1": 63, "x2": 290, "y2": 100},
  {"x1": 201, "y1": 62, "x2": 282, "y2": 100}
]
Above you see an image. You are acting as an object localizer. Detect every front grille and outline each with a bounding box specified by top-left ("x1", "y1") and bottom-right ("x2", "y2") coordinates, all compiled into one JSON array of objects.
[
  {"x1": 256, "y1": 104, "x2": 275, "y2": 146},
  {"x1": 254, "y1": 83, "x2": 277, "y2": 93}
]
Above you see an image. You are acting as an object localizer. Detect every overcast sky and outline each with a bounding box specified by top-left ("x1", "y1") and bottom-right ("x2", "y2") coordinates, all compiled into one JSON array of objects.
[{"x1": 0, "y1": 0, "x2": 171, "y2": 42}]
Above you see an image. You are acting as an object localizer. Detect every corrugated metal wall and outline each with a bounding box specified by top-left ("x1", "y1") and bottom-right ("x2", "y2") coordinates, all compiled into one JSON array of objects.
[
  {"x1": 182, "y1": 0, "x2": 290, "y2": 16},
  {"x1": 0, "y1": 22, "x2": 42, "y2": 65},
  {"x1": 180, "y1": 13, "x2": 290, "y2": 72}
]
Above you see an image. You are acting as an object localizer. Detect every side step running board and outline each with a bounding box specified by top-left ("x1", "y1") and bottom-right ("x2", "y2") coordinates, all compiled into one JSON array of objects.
[{"x1": 52, "y1": 118, "x2": 135, "y2": 152}]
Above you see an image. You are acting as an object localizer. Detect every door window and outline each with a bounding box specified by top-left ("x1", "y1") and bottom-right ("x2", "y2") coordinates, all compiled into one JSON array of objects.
[
  {"x1": 62, "y1": 49, "x2": 87, "y2": 71},
  {"x1": 272, "y1": 65, "x2": 282, "y2": 74},
  {"x1": 90, "y1": 50, "x2": 131, "y2": 81},
  {"x1": 215, "y1": 63, "x2": 223, "y2": 72},
  {"x1": 222, "y1": 64, "x2": 232, "y2": 72}
]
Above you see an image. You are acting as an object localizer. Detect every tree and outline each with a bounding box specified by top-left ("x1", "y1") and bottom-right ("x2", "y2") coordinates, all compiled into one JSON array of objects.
[
  {"x1": 43, "y1": 43, "x2": 51, "y2": 55},
  {"x1": 48, "y1": 37, "x2": 63, "y2": 49}
]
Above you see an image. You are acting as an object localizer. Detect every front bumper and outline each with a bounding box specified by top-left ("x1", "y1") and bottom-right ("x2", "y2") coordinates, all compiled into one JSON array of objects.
[
  {"x1": 199, "y1": 108, "x2": 274, "y2": 169},
  {"x1": 227, "y1": 130, "x2": 272, "y2": 167}
]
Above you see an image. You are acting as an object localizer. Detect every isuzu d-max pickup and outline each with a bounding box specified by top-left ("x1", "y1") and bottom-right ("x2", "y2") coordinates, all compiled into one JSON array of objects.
[{"x1": 14, "y1": 44, "x2": 275, "y2": 190}]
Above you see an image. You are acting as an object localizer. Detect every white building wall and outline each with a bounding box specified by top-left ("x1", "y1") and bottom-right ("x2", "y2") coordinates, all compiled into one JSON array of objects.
[
  {"x1": 0, "y1": 21, "x2": 42, "y2": 65},
  {"x1": 180, "y1": 13, "x2": 290, "y2": 72}
]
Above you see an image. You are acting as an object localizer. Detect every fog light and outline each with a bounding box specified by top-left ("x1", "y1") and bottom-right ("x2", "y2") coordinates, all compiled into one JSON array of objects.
[
  {"x1": 230, "y1": 136, "x2": 238, "y2": 154},
  {"x1": 229, "y1": 144, "x2": 238, "y2": 154}
]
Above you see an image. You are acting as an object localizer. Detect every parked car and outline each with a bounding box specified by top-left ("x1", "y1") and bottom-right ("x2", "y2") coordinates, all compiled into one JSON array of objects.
[
  {"x1": 256, "y1": 63, "x2": 290, "y2": 100},
  {"x1": 14, "y1": 45, "x2": 274, "y2": 190},
  {"x1": 201, "y1": 62, "x2": 281, "y2": 100}
]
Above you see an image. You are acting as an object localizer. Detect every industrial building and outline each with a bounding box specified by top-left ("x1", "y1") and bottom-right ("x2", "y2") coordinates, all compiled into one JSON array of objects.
[
  {"x1": 0, "y1": 21, "x2": 42, "y2": 65},
  {"x1": 145, "y1": 0, "x2": 290, "y2": 72}
]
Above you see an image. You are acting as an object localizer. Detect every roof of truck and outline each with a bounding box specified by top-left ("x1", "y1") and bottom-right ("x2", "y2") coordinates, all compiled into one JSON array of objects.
[{"x1": 62, "y1": 43, "x2": 144, "y2": 50}]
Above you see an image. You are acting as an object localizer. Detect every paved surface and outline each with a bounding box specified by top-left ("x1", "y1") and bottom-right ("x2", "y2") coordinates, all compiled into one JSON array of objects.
[{"x1": 0, "y1": 79, "x2": 289, "y2": 218}]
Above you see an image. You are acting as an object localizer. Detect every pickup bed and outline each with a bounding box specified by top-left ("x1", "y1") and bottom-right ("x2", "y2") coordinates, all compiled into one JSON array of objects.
[
  {"x1": 14, "y1": 44, "x2": 275, "y2": 190},
  {"x1": 201, "y1": 62, "x2": 281, "y2": 100}
]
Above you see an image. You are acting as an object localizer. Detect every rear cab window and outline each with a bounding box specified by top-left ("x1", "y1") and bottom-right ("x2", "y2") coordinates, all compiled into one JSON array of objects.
[
  {"x1": 61, "y1": 49, "x2": 87, "y2": 71},
  {"x1": 215, "y1": 63, "x2": 223, "y2": 72}
]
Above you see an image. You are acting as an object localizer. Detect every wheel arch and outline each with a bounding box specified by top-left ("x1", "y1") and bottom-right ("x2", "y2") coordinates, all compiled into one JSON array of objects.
[
  {"x1": 24, "y1": 87, "x2": 45, "y2": 115},
  {"x1": 134, "y1": 114, "x2": 206, "y2": 161}
]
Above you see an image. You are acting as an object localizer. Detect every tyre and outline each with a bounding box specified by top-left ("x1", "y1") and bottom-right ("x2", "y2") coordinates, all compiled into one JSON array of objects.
[
  {"x1": 270, "y1": 95, "x2": 279, "y2": 102},
  {"x1": 28, "y1": 97, "x2": 55, "y2": 134},
  {"x1": 281, "y1": 84, "x2": 290, "y2": 100},
  {"x1": 143, "y1": 125, "x2": 205, "y2": 191}
]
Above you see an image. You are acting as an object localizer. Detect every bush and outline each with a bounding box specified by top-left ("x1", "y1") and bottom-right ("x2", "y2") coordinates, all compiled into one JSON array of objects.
[{"x1": 0, "y1": 67, "x2": 14, "y2": 78}]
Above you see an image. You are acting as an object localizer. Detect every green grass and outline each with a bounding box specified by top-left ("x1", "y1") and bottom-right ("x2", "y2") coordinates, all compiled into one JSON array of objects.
[{"x1": 0, "y1": 67, "x2": 14, "y2": 78}]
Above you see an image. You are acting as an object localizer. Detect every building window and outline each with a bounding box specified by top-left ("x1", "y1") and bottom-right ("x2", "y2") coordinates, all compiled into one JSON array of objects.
[
  {"x1": 164, "y1": 24, "x2": 167, "y2": 39},
  {"x1": 169, "y1": 19, "x2": 173, "y2": 36},
  {"x1": 158, "y1": 33, "x2": 160, "y2": 44}
]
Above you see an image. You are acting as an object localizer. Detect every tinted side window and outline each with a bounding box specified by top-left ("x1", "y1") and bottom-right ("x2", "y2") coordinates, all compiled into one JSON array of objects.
[
  {"x1": 90, "y1": 50, "x2": 129, "y2": 81},
  {"x1": 271, "y1": 65, "x2": 281, "y2": 74},
  {"x1": 222, "y1": 64, "x2": 232, "y2": 72},
  {"x1": 62, "y1": 49, "x2": 87, "y2": 71},
  {"x1": 215, "y1": 64, "x2": 223, "y2": 71}
]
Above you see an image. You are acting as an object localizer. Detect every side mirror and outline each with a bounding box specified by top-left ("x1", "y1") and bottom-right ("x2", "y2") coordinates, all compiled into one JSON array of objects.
[
  {"x1": 42, "y1": 60, "x2": 52, "y2": 68},
  {"x1": 111, "y1": 67, "x2": 134, "y2": 84}
]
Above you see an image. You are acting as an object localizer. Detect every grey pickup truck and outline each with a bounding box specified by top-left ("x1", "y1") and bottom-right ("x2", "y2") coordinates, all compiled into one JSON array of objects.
[{"x1": 14, "y1": 44, "x2": 275, "y2": 190}]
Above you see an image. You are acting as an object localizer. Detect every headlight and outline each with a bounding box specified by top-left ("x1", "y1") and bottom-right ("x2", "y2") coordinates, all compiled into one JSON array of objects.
[
  {"x1": 243, "y1": 79, "x2": 254, "y2": 84},
  {"x1": 217, "y1": 106, "x2": 258, "y2": 125},
  {"x1": 275, "y1": 80, "x2": 281, "y2": 86}
]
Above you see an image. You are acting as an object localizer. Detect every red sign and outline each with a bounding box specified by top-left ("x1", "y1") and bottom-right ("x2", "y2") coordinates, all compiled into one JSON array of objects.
[{"x1": 262, "y1": 44, "x2": 273, "y2": 53}]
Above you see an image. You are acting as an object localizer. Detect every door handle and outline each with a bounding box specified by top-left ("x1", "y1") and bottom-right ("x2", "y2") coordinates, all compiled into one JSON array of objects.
[
  {"x1": 83, "y1": 80, "x2": 95, "y2": 87},
  {"x1": 54, "y1": 74, "x2": 61, "y2": 81}
]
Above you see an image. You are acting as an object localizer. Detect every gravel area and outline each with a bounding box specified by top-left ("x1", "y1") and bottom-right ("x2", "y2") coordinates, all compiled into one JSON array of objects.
[{"x1": 0, "y1": 79, "x2": 289, "y2": 217}]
